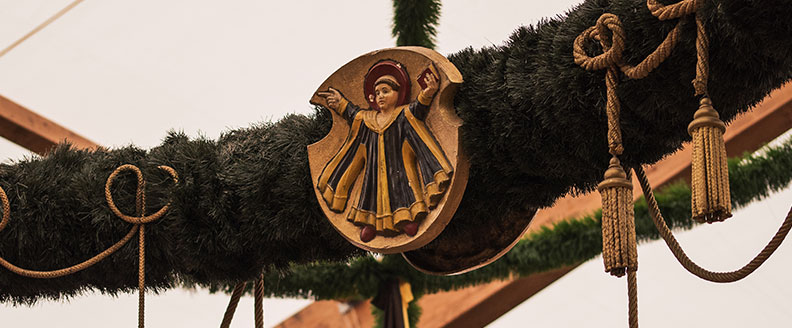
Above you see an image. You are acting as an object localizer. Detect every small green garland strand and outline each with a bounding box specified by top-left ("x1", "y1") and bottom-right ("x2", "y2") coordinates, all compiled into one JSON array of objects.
[
  {"x1": 371, "y1": 297, "x2": 422, "y2": 328},
  {"x1": 392, "y1": 0, "x2": 441, "y2": 49}
]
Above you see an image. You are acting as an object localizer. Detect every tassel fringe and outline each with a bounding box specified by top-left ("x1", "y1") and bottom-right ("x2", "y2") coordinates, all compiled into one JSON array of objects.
[
  {"x1": 688, "y1": 97, "x2": 731, "y2": 223},
  {"x1": 598, "y1": 156, "x2": 638, "y2": 277}
]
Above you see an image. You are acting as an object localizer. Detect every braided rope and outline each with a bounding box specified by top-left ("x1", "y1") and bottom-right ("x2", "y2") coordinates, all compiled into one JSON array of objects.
[
  {"x1": 646, "y1": 0, "x2": 702, "y2": 21},
  {"x1": 0, "y1": 164, "x2": 178, "y2": 328},
  {"x1": 0, "y1": 225, "x2": 138, "y2": 278},
  {"x1": 0, "y1": 165, "x2": 177, "y2": 279},
  {"x1": 693, "y1": 13, "x2": 709, "y2": 96},
  {"x1": 627, "y1": 270, "x2": 638, "y2": 328},
  {"x1": 574, "y1": 2, "x2": 717, "y2": 327},
  {"x1": 105, "y1": 165, "x2": 178, "y2": 224},
  {"x1": 138, "y1": 223, "x2": 146, "y2": 328},
  {"x1": 254, "y1": 275, "x2": 265, "y2": 328},
  {"x1": 574, "y1": 14, "x2": 627, "y2": 155},
  {"x1": 105, "y1": 164, "x2": 179, "y2": 328},
  {"x1": 635, "y1": 167, "x2": 792, "y2": 282},
  {"x1": 220, "y1": 282, "x2": 247, "y2": 328}
]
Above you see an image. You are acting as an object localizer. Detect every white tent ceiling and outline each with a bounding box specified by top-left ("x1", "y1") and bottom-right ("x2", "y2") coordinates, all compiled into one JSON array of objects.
[{"x1": 0, "y1": 1, "x2": 790, "y2": 327}]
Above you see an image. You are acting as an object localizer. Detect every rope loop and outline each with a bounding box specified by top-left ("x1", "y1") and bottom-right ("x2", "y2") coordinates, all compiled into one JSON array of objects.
[
  {"x1": 647, "y1": 0, "x2": 703, "y2": 21},
  {"x1": 636, "y1": 167, "x2": 792, "y2": 282},
  {"x1": 573, "y1": 13, "x2": 625, "y2": 71},
  {"x1": 105, "y1": 164, "x2": 179, "y2": 225}
]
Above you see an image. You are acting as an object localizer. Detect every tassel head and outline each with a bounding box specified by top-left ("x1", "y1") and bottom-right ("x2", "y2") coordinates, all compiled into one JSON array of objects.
[
  {"x1": 598, "y1": 156, "x2": 638, "y2": 277},
  {"x1": 688, "y1": 97, "x2": 732, "y2": 223}
]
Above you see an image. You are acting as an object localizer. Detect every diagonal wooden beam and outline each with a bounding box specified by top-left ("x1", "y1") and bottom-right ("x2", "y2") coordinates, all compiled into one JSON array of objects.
[
  {"x1": 0, "y1": 94, "x2": 98, "y2": 154},
  {"x1": 276, "y1": 83, "x2": 792, "y2": 328}
]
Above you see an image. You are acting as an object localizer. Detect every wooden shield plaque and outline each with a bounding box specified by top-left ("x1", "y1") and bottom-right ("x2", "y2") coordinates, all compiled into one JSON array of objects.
[{"x1": 308, "y1": 47, "x2": 468, "y2": 254}]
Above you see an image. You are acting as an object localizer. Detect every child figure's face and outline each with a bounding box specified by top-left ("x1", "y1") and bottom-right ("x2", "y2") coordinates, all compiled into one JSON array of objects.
[{"x1": 374, "y1": 83, "x2": 399, "y2": 111}]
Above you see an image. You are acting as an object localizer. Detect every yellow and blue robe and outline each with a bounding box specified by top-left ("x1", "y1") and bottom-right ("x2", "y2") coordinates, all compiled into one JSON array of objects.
[{"x1": 317, "y1": 93, "x2": 453, "y2": 233}]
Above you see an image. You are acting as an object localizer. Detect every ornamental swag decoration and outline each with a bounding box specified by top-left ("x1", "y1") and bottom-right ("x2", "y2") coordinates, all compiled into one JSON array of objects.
[{"x1": 309, "y1": 47, "x2": 469, "y2": 254}]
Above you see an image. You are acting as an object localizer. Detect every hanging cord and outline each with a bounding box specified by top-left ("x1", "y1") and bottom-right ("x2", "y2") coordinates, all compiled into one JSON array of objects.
[
  {"x1": 635, "y1": 166, "x2": 792, "y2": 282},
  {"x1": 627, "y1": 270, "x2": 638, "y2": 328},
  {"x1": 0, "y1": 164, "x2": 177, "y2": 278},
  {"x1": 105, "y1": 164, "x2": 178, "y2": 328},
  {"x1": 0, "y1": 0, "x2": 86, "y2": 59},
  {"x1": 254, "y1": 274, "x2": 265, "y2": 328},
  {"x1": 220, "y1": 282, "x2": 247, "y2": 328},
  {"x1": 573, "y1": 2, "x2": 711, "y2": 327},
  {"x1": 574, "y1": 14, "x2": 639, "y2": 327},
  {"x1": 644, "y1": 0, "x2": 731, "y2": 223},
  {"x1": 0, "y1": 164, "x2": 177, "y2": 328},
  {"x1": 218, "y1": 275, "x2": 265, "y2": 328}
]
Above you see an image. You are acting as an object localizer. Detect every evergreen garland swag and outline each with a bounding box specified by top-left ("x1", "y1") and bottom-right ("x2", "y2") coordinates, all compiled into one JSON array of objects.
[
  {"x1": 1, "y1": 0, "x2": 792, "y2": 303},
  {"x1": 205, "y1": 135, "x2": 792, "y2": 302}
]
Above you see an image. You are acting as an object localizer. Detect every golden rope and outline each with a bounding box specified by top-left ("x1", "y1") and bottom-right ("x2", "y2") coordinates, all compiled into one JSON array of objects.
[
  {"x1": 627, "y1": 270, "x2": 638, "y2": 328},
  {"x1": 573, "y1": 14, "x2": 626, "y2": 155},
  {"x1": 220, "y1": 282, "x2": 247, "y2": 328},
  {"x1": 254, "y1": 274, "x2": 265, "y2": 328},
  {"x1": 573, "y1": 1, "x2": 716, "y2": 327},
  {"x1": 0, "y1": 164, "x2": 178, "y2": 328},
  {"x1": 105, "y1": 164, "x2": 178, "y2": 224},
  {"x1": 0, "y1": 0, "x2": 86, "y2": 59},
  {"x1": 635, "y1": 166, "x2": 792, "y2": 282},
  {"x1": 138, "y1": 223, "x2": 146, "y2": 328},
  {"x1": 646, "y1": 0, "x2": 702, "y2": 21},
  {"x1": 218, "y1": 275, "x2": 266, "y2": 328},
  {"x1": 105, "y1": 164, "x2": 178, "y2": 328},
  {"x1": 0, "y1": 165, "x2": 176, "y2": 278}
]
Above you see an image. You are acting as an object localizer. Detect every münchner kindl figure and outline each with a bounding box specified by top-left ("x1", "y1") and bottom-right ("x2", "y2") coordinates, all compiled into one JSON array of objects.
[{"x1": 316, "y1": 60, "x2": 453, "y2": 241}]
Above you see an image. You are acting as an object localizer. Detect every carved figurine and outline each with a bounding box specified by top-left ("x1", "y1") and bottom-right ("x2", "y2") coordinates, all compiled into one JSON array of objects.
[{"x1": 316, "y1": 60, "x2": 453, "y2": 242}]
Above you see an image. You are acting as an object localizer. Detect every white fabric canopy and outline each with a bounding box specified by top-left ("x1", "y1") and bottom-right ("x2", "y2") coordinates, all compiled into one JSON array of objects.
[{"x1": 0, "y1": 1, "x2": 790, "y2": 327}]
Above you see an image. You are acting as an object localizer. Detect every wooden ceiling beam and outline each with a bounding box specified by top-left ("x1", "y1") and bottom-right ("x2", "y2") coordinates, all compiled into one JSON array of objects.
[{"x1": 0, "y1": 94, "x2": 98, "y2": 154}]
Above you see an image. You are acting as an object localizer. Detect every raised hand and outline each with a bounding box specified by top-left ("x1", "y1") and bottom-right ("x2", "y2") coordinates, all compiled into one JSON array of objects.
[
  {"x1": 316, "y1": 87, "x2": 343, "y2": 111},
  {"x1": 422, "y1": 71, "x2": 439, "y2": 98}
]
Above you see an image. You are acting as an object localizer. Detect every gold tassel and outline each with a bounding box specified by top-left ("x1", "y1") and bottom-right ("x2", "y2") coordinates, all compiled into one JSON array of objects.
[
  {"x1": 688, "y1": 97, "x2": 731, "y2": 223},
  {"x1": 598, "y1": 156, "x2": 638, "y2": 277}
]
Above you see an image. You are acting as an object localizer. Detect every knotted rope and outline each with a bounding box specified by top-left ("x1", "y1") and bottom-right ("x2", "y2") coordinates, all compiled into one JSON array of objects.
[
  {"x1": 0, "y1": 164, "x2": 178, "y2": 328},
  {"x1": 105, "y1": 164, "x2": 178, "y2": 328},
  {"x1": 573, "y1": 1, "x2": 711, "y2": 327}
]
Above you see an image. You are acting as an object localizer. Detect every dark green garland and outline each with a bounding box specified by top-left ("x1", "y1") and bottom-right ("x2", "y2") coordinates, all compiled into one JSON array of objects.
[
  {"x1": 392, "y1": 0, "x2": 441, "y2": 49},
  {"x1": 213, "y1": 136, "x2": 792, "y2": 301},
  {"x1": 1, "y1": 0, "x2": 792, "y2": 303}
]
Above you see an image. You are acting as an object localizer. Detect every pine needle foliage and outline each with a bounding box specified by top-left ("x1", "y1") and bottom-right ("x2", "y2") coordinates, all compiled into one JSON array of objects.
[
  {"x1": 236, "y1": 135, "x2": 792, "y2": 302},
  {"x1": 392, "y1": 0, "x2": 441, "y2": 48},
  {"x1": 1, "y1": 0, "x2": 792, "y2": 303}
]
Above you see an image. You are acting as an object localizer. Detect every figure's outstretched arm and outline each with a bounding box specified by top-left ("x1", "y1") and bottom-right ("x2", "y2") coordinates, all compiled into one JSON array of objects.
[{"x1": 316, "y1": 87, "x2": 359, "y2": 123}]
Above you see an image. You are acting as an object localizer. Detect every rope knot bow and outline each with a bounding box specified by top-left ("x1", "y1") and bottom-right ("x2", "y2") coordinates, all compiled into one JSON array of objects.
[
  {"x1": 574, "y1": 13, "x2": 625, "y2": 71},
  {"x1": 105, "y1": 164, "x2": 179, "y2": 224}
]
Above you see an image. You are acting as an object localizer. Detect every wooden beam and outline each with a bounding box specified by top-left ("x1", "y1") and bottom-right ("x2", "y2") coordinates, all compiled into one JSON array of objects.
[
  {"x1": 0, "y1": 94, "x2": 98, "y2": 154},
  {"x1": 275, "y1": 300, "x2": 374, "y2": 328},
  {"x1": 279, "y1": 84, "x2": 792, "y2": 328},
  {"x1": 417, "y1": 266, "x2": 577, "y2": 328}
]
